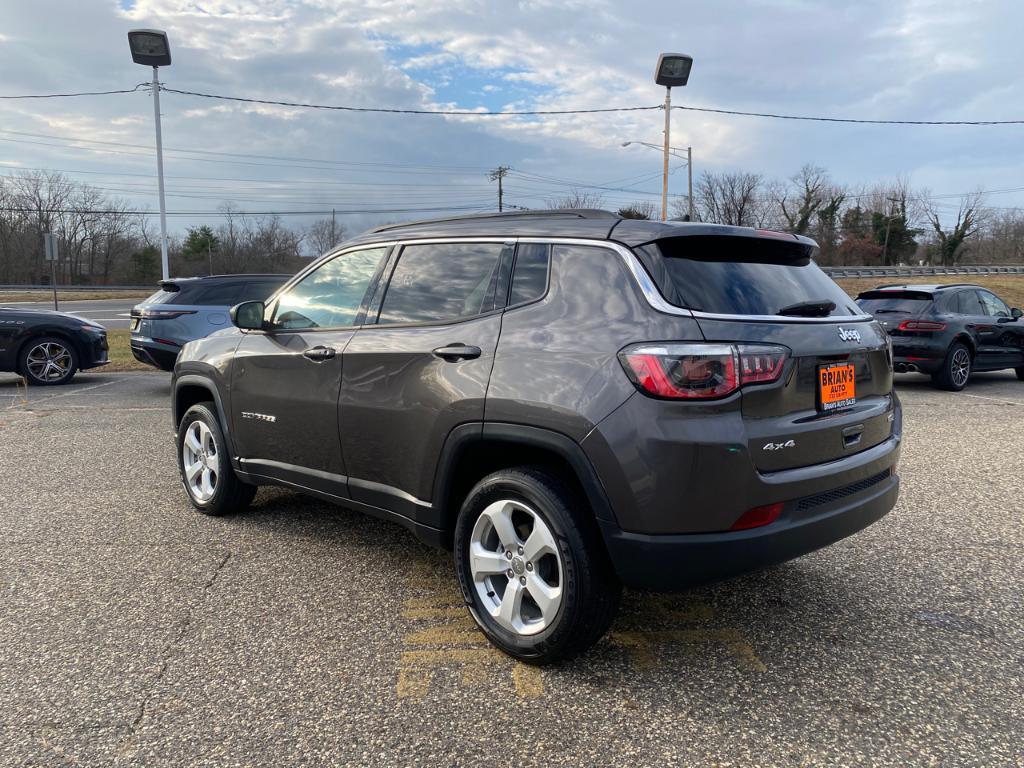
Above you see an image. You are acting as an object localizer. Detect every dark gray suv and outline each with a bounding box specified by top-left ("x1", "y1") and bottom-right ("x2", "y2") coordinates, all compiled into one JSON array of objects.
[{"x1": 171, "y1": 210, "x2": 902, "y2": 663}]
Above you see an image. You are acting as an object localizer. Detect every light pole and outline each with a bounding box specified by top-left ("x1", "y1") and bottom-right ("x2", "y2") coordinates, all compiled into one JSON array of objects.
[
  {"x1": 654, "y1": 53, "x2": 693, "y2": 221},
  {"x1": 622, "y1": 141, "x2": 694, "y2": 220},
  {"x1": 128, "y1": 29, "x2": 172, "y2": 281}
]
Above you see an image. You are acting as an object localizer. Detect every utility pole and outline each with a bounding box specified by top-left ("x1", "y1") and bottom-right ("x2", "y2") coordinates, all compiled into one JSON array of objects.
[
  {"x1": 488, "y1": 166, "x2": 511, "y2": 212},
  {"x1": 686, "y1": 145, "x2": 693, "y2": 221},
  {"x1": 207, "y1": 238, "x2": 213, "y2": 275},
  {"x1": 881, "y1": 196, "x2": 900, "y2": 266},
  {"x1": 661, "y1": 87, "x2": 672, "y2": 221}
]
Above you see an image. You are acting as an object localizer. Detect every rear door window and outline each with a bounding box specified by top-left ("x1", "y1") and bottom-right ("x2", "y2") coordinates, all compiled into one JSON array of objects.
[
  {"x1": 237, "y1": 279, "x2": 286, "y2": 303},
  {"x1": 957, "y1": 290, "x2": 985, "y2": 315},
  {"x1": 376, "y1": 243, "x2": 504, "y2": 325},
  {"x1": 636, "y1": 236, "x2": 860, "y2": 317}
]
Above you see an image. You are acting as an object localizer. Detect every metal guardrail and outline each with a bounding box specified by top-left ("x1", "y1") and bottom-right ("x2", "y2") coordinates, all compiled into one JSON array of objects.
[
  {"x1": 0, "y1": 284, "x2": 153, "y2": 291},
  {"x1": 823, "y1": 265, "x2": 1024, "y2": 278}
]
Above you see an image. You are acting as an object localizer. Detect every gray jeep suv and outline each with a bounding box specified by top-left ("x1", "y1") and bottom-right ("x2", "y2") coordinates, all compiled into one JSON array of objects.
[{"x1": 171, "y1": 210, "x2": 901, "y2": 663}]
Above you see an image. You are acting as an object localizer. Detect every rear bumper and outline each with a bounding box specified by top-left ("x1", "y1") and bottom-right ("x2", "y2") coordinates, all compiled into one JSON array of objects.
[
  {"x1": 130, "y1": 337, "x2": 179, "y2": 371},
  {"x1": 893, "y1": 355, "x2": 942, "y2": 374},
  {"x1": 600, "y1": 471, "x2": 899, "y2": 590}
]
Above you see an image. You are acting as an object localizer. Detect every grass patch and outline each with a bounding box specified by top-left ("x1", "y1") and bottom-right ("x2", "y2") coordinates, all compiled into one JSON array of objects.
[
  {"x1": 834, "y1": 275, "x2": 1024, "y2": 309},
  {"x1": 0, "y1": 290, "x2": 151, "y2": 303},
  {"x1": 101, "y1": 329, "x2": 154, "y2": 372}
]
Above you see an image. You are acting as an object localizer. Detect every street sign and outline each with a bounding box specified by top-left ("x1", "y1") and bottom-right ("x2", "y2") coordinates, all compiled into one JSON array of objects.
[{"x1": 44, "y1": 233, "x2": 59, "y2": 262}]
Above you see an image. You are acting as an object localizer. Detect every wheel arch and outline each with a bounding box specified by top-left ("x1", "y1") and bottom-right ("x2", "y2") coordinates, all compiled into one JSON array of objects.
[
  {"x1": 432, "y1": 422, "x2": 616, "y2": 549},
  {"x1": 951, "y1": 332, "x2": 976, "y2": 357},
  {"x1": 172, "y1": 375, "x2": 236, "y2": 457}
]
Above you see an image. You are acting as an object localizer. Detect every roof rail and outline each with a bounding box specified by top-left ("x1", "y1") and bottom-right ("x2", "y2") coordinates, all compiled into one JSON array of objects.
[{"x1": 367, "y1": 208, "x2": 620, "y2": 234}]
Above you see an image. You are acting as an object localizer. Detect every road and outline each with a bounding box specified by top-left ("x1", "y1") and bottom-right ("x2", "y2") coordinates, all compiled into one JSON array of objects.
[
  {"x1": 0, "y1": 370, "x2": 1021, "y2": 766},
  {"x1": 0, "y1": 298, "x2": 138, "y2": 329}
]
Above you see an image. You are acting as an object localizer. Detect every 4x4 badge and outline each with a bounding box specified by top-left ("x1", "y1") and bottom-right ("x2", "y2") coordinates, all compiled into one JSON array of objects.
[{"x1": 838, "y1": 327, "x2": 861, "y2": 343}]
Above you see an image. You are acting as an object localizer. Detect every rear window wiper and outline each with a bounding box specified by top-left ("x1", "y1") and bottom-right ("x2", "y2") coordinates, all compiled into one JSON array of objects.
[{"x1": 777, "y1": 299, "x2": 836, "y2": 317}]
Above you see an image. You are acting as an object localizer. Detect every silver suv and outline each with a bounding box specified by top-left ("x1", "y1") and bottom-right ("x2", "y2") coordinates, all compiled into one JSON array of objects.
[{"x1": 131, "y1": 274, "x2": 288, "y2": 370}]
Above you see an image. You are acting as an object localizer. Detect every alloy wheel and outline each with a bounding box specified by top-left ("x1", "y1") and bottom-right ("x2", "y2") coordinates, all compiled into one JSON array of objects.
[
  {"x1": 468, "y1": 499, "x2": 563, "y2": 636},
  {"x1": 182, "y1": 420, "x2": 219, "y2": 502},
  {"x1": 25, "y1": 342, "x2": 72, "y2": 382},
  {"x1": 951, "y1": 348, "x2": 971, "y2": 388}
]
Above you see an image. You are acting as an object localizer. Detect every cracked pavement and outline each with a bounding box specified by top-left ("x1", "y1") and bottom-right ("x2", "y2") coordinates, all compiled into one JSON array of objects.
[{"x1": 0, "y1": 370, "x2": 1022, "y2": 767}]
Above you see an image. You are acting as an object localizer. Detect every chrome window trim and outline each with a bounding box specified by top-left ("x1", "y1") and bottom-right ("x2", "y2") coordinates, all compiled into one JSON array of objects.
[{"x1": 330, "y1": 236, "x2": 873, "y2": 324}]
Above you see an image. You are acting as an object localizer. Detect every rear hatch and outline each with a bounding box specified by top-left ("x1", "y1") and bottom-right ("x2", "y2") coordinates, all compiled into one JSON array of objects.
[
  {"x1": 856, "y1": 289, "x2": 934, "y2": 336},
  {"x1": 635, "y1": 232, "x2": 895, "y2": 472}
]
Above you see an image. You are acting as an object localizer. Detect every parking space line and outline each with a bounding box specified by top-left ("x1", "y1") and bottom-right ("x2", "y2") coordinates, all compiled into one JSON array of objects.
[
  {"x1": 396, "y1": 556, "x2": 546, "y2": 700},
  {"x1": 959, "y1": 392, "x2": 1021, "y2": 406}
]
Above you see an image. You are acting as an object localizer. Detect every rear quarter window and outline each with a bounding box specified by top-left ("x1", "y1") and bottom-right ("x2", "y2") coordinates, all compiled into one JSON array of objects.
[{"x1": 636, "y1": 236, "x2": 861, "y2": 317}]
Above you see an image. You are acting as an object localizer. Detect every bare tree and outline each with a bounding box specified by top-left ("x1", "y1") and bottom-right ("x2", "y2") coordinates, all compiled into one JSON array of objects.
[
  {"x1": 617, "y1": 201, "x2": 658, "y2": 220},
  {"x1": 691, "y1": 171, "x2": 765, "y2": 227},
  {"x1": 777, "y1": 164, "x2": 828, "y2": 235},
  {"x1": 545, "y1": 189, "x2": 605, "y2": 210},
  {"x1": 306, "y1": 216, "x2": 346, "y2": 257},
  {"x1": 926, "y1": 192, "x2": 988, "y2": 266}
]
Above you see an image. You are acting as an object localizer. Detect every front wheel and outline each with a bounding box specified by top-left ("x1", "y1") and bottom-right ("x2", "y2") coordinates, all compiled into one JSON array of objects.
[
  {"x1": 932, "y1": 342, "x2": 972, "y2": 391},
  {"x1": 20, "y1": 336, "x2": 77, "y2": 385},
  {"x1": 177, "y1": 402, "x2": 256, "y2": 516},
  {"x1": 454, "y1": 467, "x2": 621, "y2": 665}
]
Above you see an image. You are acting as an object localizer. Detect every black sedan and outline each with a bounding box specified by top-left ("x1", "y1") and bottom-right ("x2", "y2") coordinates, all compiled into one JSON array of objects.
[
  {"x1": 857, "y1": 282, "x2": 1024, "y2": 391},
  {"x1": 0, "y1": 306, "x2": 109, "y2": 385}
]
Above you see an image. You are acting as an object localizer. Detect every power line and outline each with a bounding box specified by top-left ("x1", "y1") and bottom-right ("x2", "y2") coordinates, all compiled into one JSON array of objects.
[
  {"x1": 671, "y1": 104, "x2": 1024, "y2": 126},
  {"x1": 159, "y1": 86, "x2": 663, "y2": 116},
  {"x1": 0, "y1": 85, "x2": 148, "y2": 100},
  {"x1": 0, "y1": 204, "x2": 495, "y2": 218}
]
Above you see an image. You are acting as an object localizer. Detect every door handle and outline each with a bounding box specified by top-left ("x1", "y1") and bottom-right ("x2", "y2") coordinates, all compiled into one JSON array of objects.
[
  {"x1": 432, "y1": 344, "x2": 482, "y2": 361},
  {"x1": 302, "y1": 345, "x2": 336, "y2": 362}
]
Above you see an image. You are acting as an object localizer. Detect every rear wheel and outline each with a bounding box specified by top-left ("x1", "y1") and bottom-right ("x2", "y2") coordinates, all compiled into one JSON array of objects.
[
  {"x1": 454, "y1": 467, "x2": 621, "y2": 664},
  {"x1": 932, "y1": 342, "x2": 972, "y2": 391},
  {"x1": 177, "y1": 402, "x2": 256, "y2": 516},
  {"x1": 19, "y1": 336, "x2": 77, "y2": 386}
]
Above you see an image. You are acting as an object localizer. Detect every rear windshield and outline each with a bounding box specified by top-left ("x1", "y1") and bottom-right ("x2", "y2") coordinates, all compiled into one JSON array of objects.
[
  {"x1": 635, "y1": 236, "x2": 861, "y2": 317},
  {"x1": 855, "y1": 291, "x2": 933, "y2": 314},
  {"x1": 143, "y1": 278, "x2": 285, "y2": 306}
]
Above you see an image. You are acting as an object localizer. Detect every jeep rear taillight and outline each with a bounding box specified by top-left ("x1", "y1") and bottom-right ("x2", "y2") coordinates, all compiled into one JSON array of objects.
[{"x1": 618, "y1": 343, "x2": 788, "y2": 400}]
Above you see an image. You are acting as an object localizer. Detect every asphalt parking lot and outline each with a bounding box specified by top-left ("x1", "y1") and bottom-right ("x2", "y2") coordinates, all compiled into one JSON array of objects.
[{"x1": 1, "y1": 371, "x2": 1022, "y2": 767}]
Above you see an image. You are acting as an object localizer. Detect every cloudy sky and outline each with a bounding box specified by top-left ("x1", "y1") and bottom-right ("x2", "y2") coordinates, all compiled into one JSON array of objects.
[{"x1": 0, "y1": 0, "x2": 1021, "y2": 237}]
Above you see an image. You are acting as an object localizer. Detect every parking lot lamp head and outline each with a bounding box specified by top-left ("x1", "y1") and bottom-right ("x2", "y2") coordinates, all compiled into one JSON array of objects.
[
  {"x1": 127, "y1": 29, "x2": 172, "y2": 282},
  {"x1": 127, "y1": 29, "x2": 171, "y2": 67},
  {"x1": 654, "y1": 53, "x2": 692, "y2": 222}
]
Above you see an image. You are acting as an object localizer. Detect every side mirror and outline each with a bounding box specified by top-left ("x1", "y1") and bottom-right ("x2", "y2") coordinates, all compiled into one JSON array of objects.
[
  {"x1": 230, "y1": 300, "x2": 266, "y2": 330},
  {"x1": 1012, "y1": 307, "x2": 1023, "y2": 320}
]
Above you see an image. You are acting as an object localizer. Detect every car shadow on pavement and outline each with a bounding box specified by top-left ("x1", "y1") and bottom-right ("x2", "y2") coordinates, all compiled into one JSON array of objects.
[{"x1": 224, "y1": 486, "x2": 870, "y2": 702}]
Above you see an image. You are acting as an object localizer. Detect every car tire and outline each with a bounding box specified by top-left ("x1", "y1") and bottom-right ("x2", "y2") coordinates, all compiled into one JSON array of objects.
[
  {"x1": 932, "y1": 342, "x2": 972, "y2": 391},
  {"x1": 454, "y1": 466, "x2": 621, "y2": 665},
  {"x1": 19, "y1": 336, "x2": 78, "y2": 386},
  {"x1": 177, "y1": 402, "x2": 256, "y2": 516}
]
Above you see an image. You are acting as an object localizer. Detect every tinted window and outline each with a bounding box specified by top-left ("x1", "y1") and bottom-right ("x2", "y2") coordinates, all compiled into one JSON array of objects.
[
  {"x1": 237, "y1": 279, "x2": 286, "y2": 303},
  {"x1": 142, "y1": 281, "x2": 246, "y2": 306},
  {"x1": 856, "y1": 291, "x2": 933, "y2": 315},
  {"x1": 957, "y1": 290, "x2": 985, "y2": 315},
  {"x1": 978, "y1": 290, "x2": 1011, "y2": 318},
  {"x1": 639, "y1": 237, "x2": 860, "y2": 317},
  {"x1": 509, "y1": 244, "x2": 550, "y2": 306},
  {"x1": 377, "y1": 243, "x2": 503, "y2": 325},
  {"x1": 273, "y1": 247, "x2": 387, "y2": 329}
]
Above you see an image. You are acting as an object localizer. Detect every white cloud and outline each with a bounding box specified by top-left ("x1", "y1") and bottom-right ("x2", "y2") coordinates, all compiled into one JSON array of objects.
[{"x1": 0, "y1": 0, "x2": 1019, "y2": 233}]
